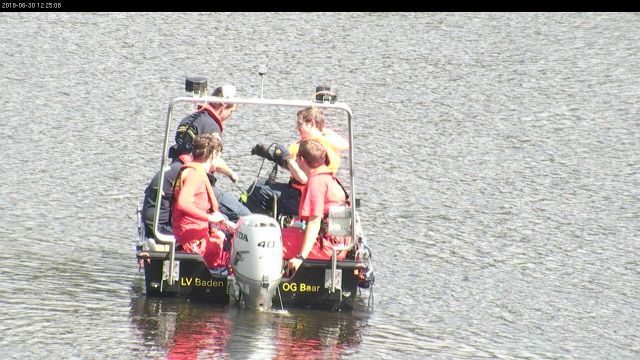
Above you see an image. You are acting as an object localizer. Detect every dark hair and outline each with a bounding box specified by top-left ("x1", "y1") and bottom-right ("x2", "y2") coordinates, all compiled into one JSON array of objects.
[
  {"x1": 192, "y1": 133, "x2": 222, "y2": 161},
  {"x1": 298, "y1": 139, "x2": 327, "y2": 168}
]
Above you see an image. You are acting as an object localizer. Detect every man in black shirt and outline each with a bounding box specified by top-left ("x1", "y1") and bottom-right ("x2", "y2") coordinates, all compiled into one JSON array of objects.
[{"x1": 143, "y1": 85, "x2": 250, "y2": 238}]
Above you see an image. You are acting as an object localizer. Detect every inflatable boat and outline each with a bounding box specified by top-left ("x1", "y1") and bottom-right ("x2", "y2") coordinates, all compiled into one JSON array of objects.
[{"x1": 135, "y1": 74, "x2": 374, "y2": 311}]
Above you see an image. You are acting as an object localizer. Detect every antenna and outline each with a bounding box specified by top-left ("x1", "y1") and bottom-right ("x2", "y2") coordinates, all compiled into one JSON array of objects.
[{"x1": 258, "y1": 65, "x2": 267, "y2": 98}]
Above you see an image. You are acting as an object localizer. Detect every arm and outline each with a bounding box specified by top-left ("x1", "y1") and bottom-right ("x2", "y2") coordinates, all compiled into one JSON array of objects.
[
  {"x1": 282, "y1": 143, "x2": 307, "y2": 184},
  {"x1": 323, "y1": 128, "x2": 350, "y2": 151},
  {"x1": 287, "y1": 215, "x2": 321, "y2": 271},
  {"x1": 299, "y1": 215, "x2": 321, "y2": 258},
  {"x1": 285, "y1": 158, "x2": 308, "y2": 184},
  {"x1": 174, "y1": 170, "x2": 210, "y2": 221},
  {"x1": 213, "y1": 157, "x2": 238, "y2": 182},
  {"x1": 287, "y1": 176, "x2": 326, "y2": 271}
]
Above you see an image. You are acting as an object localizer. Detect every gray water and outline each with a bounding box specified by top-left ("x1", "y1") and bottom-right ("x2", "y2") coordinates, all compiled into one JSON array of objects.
[{"x1": 0, "y1": 12, "x2": 638, "y2": 359}]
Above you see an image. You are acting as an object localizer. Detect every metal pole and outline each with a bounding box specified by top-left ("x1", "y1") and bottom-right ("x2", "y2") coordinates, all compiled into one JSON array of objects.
[{"x1": 258, "y1": 65, "x2": 267, "y2": 99}]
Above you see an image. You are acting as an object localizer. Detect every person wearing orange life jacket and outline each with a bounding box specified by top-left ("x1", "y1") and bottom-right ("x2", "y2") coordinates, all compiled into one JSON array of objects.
[
  {"x1": 171, "y1": 134, "x2": 236, "y2": 269},
  {"x1": 248, "y1": 106, "x2": 348, "y2": 217},
  {"x1": 282, "y1": 139, "x2": 350, "y2": 273},
  {"x1": 288, "y1": 106, "x2": 348, "y2": 177}
]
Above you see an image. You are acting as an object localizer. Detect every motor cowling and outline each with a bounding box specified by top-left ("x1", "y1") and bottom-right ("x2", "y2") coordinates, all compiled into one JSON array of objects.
[{"x1": 230, "y1": 214, "x2": 283, "y2": 309}]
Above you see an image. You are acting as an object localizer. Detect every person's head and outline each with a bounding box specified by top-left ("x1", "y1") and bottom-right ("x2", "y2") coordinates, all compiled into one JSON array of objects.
[
  {"x1": 192, "y1": 133, "x2": 223, "y2": 162},
  {"x1": 296, "y1": 138, "x2": 327, "y2": 171},
  {"x1": 296, "y1": 106, "x2": 325, "y2": 139},
  {"x1": 210, "y1": 84, "x2": 238, "y2": 121}
]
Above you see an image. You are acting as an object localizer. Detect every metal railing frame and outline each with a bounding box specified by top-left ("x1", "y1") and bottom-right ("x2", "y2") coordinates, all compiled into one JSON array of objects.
[{"x1": 152, "y1": 96, "x2": 356, "y2": 290}]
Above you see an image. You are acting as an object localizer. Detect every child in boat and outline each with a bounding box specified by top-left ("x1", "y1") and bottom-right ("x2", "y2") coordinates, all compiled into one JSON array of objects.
[{"x1": 171, "y1": 134, "x2": 235, "y2": 269}]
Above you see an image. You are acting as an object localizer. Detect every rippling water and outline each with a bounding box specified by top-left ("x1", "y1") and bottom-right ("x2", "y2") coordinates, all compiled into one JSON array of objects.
[{"x1": 1, "y1": 12, "x2": 638, "y2": 359}]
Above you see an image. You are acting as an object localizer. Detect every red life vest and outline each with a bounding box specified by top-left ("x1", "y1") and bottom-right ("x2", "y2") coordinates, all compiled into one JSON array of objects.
[
  {"x1": 197, "y1": 103, "x2": 224, "y2": 133},
  {"x1": 175, "y1": 162, "x2": 219, "y2": 213}
]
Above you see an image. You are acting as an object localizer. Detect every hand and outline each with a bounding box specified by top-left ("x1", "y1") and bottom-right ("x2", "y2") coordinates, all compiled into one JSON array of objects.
[
  {"x1": 208, "y1": 212, "x2": 226, "y2": 224},
  {"x1": 228, "y1": 171, "x2": 239, "y2": 183},
  {"x1": 251, "y1": 143, "x2": 273, "y2": 161},
  {"x1": 210, "y1": 228, "x2": 226, "y2": 241},
  {"x1": 287, "y1": 256, "x2": 303, "y2": 273},
  {"x1": 223, "y1": 220, "x2": 237, "y2": 231},
  {"x1": 271, "y1": 144, "x2": 291, "y2": 167}
]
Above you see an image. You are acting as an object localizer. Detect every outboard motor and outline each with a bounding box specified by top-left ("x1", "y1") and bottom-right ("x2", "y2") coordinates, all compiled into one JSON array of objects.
[{"x1": 230, "y1": 214, "x2": 283, "y2": 310}]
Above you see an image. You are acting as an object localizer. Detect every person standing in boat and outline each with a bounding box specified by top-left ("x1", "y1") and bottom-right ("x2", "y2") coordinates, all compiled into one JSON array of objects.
[
  {"x1": 248, "y1": 106, "x2": 348, "y2": 217},
  {"x1": 281, "y1": 139, "x2": 350, "y2": 272},
  {"x1": 171, "y1": 134, "x2": 235, "y2": 269},
  {"x1": 170, "y1": 84, "x2": 250, "y2": 221}
]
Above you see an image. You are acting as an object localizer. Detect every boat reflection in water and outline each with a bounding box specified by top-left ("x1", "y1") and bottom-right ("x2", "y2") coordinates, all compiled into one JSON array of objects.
[
  {"x1": 130, "y1": 282, "x2": 370, "y2": 359},
  {"x1": 130, "y1": 281, "x2": 232, "y2": 359},
  {"x1": 271, "y1": 307, "x2": 369, "y2": 360}
]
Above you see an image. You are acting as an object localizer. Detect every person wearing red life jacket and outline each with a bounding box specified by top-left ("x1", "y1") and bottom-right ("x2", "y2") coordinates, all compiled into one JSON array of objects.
[
  {"x1": 171, "y1": 134, "x2": 235, "y2": 269},
  {"x1": 281, "y1": 139, "x2": 350, "y2": 272},
  {"x1": 248, "y1": 106, "x2": 348, "y2": 217}
]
